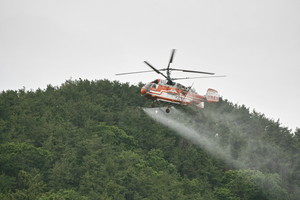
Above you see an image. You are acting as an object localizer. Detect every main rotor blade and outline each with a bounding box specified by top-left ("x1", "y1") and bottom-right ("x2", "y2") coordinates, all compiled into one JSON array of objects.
[
  {"x1": 116, "y1": 70, "x2": 157, "y2": 76},
  {"x1": 167, "y1": 49, "x2": 176, "y2": 69},
  {"x1": 144, "y1": 61, "x2": 169, "y2": 80},
  {"x1": 172, "y1": 75, "x2": 226, "y2": 80},
  {"x1": 169, "y1": 68, "x2": 215, "y2": 75}
]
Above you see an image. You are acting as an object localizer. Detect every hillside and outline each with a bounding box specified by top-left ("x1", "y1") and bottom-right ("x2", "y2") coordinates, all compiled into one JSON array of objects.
[{"x1": 0, "y1": 79, "x2": 299, "y2": 200}]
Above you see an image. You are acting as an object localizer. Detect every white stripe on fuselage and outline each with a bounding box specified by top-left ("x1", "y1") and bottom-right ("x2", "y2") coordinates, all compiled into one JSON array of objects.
[{"x1": 148, "y1": 89, "x2": 198, "y2": 103}]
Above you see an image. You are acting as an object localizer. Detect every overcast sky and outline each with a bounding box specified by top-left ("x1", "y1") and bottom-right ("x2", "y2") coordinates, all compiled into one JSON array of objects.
[{"x1": 1, "y1": 0, "x2": 299, "y2": 131}]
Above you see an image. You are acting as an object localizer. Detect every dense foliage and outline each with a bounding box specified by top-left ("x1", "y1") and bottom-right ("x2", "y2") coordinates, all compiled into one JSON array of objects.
[{"x1": 0, "y1": 79, "x2": 299, "y2": 200}]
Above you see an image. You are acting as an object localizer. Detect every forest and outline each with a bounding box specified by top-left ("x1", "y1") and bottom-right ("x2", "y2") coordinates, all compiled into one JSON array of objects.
[{"x1": 0, "y1": 79, "x2": 299, "y2": 200}]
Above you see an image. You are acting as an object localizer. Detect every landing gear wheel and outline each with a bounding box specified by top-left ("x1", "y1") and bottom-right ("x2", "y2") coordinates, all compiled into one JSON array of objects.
[{"x1": 166, "y1": 108, "x2": 170, "y2": 113}]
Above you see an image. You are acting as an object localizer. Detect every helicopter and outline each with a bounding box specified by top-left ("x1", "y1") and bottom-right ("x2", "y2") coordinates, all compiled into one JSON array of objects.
[{"x1": 116, "y1": 49, "x2": 224, "y2": 113}]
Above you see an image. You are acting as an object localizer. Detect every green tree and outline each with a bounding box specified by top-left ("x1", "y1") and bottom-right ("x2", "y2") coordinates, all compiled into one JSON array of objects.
[
  {"x1": 38, "y1": 189, "x2": 88, "y2": 200},
  {"x1": 0, "y1": 79, "x2": 298, "y2": 199},
  {"x1": 0, "y1": 142, "x2": 52, "y2": 177},
  {"x1": 215, "y1": 169, "x2": 289, "y2": 200}
]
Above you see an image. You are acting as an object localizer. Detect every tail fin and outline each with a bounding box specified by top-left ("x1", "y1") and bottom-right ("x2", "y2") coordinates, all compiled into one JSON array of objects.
[{"x1": 206, "y1": 88, "x2": 219, "y2": 103}]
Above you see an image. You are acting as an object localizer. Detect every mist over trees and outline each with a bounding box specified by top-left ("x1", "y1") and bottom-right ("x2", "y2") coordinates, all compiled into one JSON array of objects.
[{"x1": 0, "y1": 79, "x2": 299, "y2": 200}]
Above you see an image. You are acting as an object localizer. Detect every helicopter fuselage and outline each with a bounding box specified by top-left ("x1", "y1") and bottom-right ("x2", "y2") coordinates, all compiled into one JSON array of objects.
[{"x1": 141, "y1": 79, "x2": 219, "y2": 108}]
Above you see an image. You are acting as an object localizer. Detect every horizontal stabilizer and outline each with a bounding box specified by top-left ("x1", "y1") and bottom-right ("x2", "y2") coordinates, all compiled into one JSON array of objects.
[{"x1": 206, "y1": 88, "x2": 219, "y2": 103}]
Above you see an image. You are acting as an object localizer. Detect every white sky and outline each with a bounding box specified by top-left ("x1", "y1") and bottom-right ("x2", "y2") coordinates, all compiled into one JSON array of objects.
[{"x1": 0, "y1": 0, "x2": 299, "y2": 131}]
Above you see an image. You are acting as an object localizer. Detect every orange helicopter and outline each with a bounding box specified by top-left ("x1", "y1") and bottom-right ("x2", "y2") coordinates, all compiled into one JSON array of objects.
[{"x1": 116, "y1": 49, "x2": 224, "y2": 113}]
